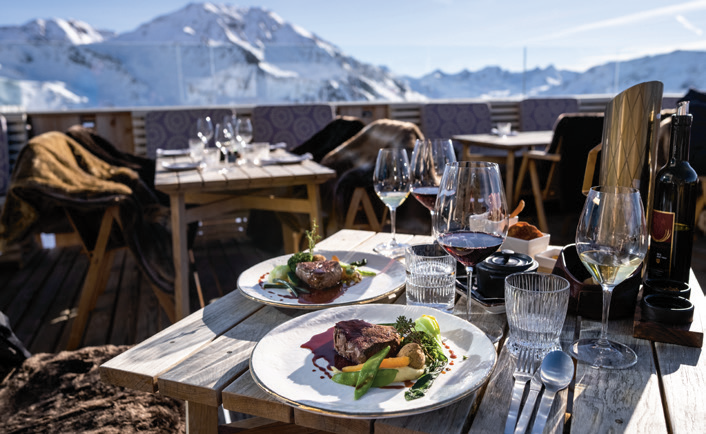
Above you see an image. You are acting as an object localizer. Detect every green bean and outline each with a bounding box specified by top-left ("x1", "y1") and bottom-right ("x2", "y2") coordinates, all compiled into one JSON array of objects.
[{"x1": 354, "y1": 346, "x2": 390, "y2": 400}]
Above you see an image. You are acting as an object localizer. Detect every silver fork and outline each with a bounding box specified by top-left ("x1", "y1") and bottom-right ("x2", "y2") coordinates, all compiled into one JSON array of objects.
[{"x1": 504, "y1": 348, "x2": 536, "y2": 434}]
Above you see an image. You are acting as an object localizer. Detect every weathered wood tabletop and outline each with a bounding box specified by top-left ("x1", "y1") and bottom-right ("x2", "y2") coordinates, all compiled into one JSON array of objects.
[
  {"x1": 100, "y1": 229, "x2": 706, "y2": 434},
  {"x1": 154, "y1": 149, "x2": 336, "y2": 320}
]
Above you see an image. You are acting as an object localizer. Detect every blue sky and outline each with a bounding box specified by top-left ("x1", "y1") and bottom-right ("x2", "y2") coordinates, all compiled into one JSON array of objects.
[{"x1": 3, "y1": 0, "x2": 706, "y2": 77}]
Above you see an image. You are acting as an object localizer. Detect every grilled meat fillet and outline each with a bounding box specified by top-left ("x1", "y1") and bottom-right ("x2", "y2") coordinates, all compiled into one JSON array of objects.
[
  {"x1": 333, "y1": 319, "x2": 402, "y2": 364},
  {"x1": 295, "y1": 260, "x2": 342, "y2": 290}
]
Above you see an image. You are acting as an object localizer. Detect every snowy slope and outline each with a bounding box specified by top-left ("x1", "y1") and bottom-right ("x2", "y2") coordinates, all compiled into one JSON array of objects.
[{"x1": 0, "y1": 3, "x2": 703, "y2": 110}]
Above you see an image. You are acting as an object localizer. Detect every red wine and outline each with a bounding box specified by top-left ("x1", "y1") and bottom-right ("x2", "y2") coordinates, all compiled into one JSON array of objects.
[
  {"x1": 412, "y1": 186, "x2": 439, "y2": 211},
  {"x1": 647, "y1": 102, "x2": 698, "y2": 282},
  {"x1": 437, "y1": 231, "x2": 504, "y2": 267}
]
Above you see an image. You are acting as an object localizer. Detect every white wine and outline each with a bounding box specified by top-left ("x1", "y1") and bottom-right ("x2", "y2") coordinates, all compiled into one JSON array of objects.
[
  {"x1": 579, "y1": 250, "x2": 644, "y2": 286},
  {"x1": 376, "y1": 190, "x2": 409, "y2": 209}
]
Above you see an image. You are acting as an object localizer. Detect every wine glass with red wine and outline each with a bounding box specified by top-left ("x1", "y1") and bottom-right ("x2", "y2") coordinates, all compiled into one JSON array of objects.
[
  {"x1": 410, "y1": 139, "x2": 456, "y2": 231},
  {"x1": 433, "y1": 161, "x2": 509, "y2": 340}
]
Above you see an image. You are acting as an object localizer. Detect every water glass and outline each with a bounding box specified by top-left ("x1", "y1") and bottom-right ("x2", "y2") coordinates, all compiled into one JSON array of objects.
[
  {"x1": 189, "y1": 138, "x2": 204, "y2": 161},
  {"x1": 504, "y1": 272, "x2": 570, "y2": 357},
  {"x1": 405, "y1": 244, "x2": 456, "y2": 313},
  {"x1": 241, "y1": 142, "x2": 270, "y2": 165},
  {"x1": 202, "y1": 147, "x2": 221, "y2": 167}
]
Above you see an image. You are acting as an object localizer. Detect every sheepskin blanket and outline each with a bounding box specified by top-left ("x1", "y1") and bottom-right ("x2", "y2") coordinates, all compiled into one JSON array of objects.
[
  {"x1": 0, "y1": 131, "x2": 174, "y2": 294},
  {"x1": 0, "y1": 345, "x2": 184, "y2": 433}
]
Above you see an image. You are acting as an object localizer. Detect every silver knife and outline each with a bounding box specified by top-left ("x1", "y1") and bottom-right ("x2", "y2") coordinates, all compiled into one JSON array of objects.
[{"x1": 514, "y1": 367, "x2": 543, "y2": 434}]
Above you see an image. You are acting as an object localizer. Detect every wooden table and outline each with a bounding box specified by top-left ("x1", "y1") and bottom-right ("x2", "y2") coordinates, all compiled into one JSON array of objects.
[
  {"x1": 100, "y1": 229, "x2": 706, "y2": 434},
  {"x1": 155, "y1": 150, "x2": 336, "y2": 320},
  {"x1": 453, "y1": 131, "x2": 553, "y2": 202}
]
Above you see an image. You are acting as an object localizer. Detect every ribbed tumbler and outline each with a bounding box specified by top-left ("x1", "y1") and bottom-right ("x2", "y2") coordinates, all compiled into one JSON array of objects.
[{"x1": 505, "y1": 272, "x2": 570, "y2": 357}]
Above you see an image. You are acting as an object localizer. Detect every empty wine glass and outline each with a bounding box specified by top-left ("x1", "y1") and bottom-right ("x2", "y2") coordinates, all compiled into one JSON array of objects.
[
  {"x1": 410, "y1": 138, "x2": 456, "y2": 232},
  {"x1": 570, "y1": 186, "x2": 647, "y2": 369},
  {"x1": 433, "y1": 161, "x2": 508, "y2": 341},
  {"x1": 373, "y1": 147, "x2": 411, "y2": 258},
  {"x1": 236, "y1": 117, "x2": 253, "y2": 145},
  {"x1": 196, "y1": 116, "x2": 214, "y2": 146}
]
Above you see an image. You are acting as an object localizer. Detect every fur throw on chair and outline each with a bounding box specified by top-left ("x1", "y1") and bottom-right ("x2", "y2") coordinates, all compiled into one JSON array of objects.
[{"x1": 0, "y1": 131, "x2": 174, "y2": 294}]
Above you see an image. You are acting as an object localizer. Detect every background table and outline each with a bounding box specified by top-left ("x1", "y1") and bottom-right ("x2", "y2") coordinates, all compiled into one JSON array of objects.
[
  {"x1": 100, "y1": 229, "x2": 706, "y2": 434},
  {"x1": 155, "y1": 150, "x2": 335, "y2": 319},
  {"x1": 453, "y1": 131, "x2": 553, "y2": 202}
]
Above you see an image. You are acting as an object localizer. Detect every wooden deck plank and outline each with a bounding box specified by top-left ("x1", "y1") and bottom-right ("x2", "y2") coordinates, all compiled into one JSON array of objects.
[
  {"x1": 28, "y1": 248, "x2": 88, "y2": 354},
  {"x1": 13, "y1": 246, "x2": 83, "y2": 348}
]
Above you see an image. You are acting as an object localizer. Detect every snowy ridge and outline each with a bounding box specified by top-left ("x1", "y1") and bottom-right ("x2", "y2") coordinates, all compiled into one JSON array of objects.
[{"x1": 0, "y1": 3, "x2": 703, "y2": 110}]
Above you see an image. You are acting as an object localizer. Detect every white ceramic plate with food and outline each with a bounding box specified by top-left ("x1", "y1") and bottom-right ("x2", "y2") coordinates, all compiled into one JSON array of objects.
[
  {"x1": 249, "y1": 304, "x2": 497, "y2": 418},
  {"x1": 237, "y1": 250, "x2": 405, "y2": 309}
]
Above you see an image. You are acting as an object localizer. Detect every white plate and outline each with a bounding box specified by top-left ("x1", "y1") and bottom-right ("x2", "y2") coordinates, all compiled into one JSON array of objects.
[
  {"x1": 161, "y1": 160, "x2": 201, "y2": 171},
  {"x1": 258, "y1": 153, "x2": 312, "y2": 165},
  {"x1": 237, "y1": 250, "x2": 405, "y2": 309},
  {"x1": 157, "y1": 148, "x2": 191, "y2": 156},
  {"x1": 250, "y1": 304, "x2": 497, "y2": 418}
]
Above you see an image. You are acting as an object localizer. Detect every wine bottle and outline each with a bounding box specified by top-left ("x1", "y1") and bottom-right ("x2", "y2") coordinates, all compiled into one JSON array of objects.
[{"x1": 647, "y1": 101, "x2": 699, "y2": 282}]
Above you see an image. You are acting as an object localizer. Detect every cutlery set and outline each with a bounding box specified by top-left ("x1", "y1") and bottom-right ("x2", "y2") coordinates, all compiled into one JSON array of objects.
[{"x1": 504, "y1": 350, "x2": 573, "y2": 434}]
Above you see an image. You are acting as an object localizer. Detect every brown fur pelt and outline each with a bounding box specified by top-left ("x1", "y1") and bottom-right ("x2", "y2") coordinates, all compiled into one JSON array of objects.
[{"x1": 320, "y1": 119, "x2": 424, "y2": 176}]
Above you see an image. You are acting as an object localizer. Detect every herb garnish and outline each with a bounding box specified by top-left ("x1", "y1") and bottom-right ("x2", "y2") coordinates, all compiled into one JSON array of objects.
[{"x1": 394, "y1": 315, "x2": 448, "y2": 400}]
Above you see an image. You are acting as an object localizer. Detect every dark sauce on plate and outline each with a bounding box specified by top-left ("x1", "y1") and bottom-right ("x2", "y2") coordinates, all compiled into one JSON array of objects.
[{"x1": 259, "y1": 274, "x2": 353, "y2": 304}]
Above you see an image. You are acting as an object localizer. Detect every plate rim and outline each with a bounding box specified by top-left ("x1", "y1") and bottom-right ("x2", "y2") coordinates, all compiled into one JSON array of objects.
[
  {"x1": 248, "y1": 304, "x2": 498, "y2": 419},
  {"x1": 161, "y1": 160, "x2": 201, "y2": 171},
  {"x1": 236, "y1": 249, "x2": 406, "y2": 309}
]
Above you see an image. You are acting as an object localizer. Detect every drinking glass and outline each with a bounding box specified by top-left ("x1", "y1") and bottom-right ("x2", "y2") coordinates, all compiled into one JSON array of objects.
[
  {"x1": 410, "y1": 138, "x2": 456, "y2": 231},
  {"x1": 373, "y1": 147, "x2": 411, "y2": 257},
  {"x1": 196, "y1": 116, "x2": 214, "y2": 146},
  {"x1": 505, "y1": 272, "x2": 570, "y2": 357},
  {"x1": 433, "y1": 161, "x2": 509, "y2": 340},
  {"x1": 214, "y1": 123, "x2": 233, "y2": 168},
  {"x1": 236, "y1": 118, "x2": 253, "y2": 145},
  {"x1": 571, "y1": 185, "x2": 647, "y2": 369}
]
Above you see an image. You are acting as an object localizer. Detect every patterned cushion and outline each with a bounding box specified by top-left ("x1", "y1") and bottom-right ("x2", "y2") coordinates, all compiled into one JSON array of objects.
[
  {"x1": 519, "y1": 98, "x2": 579, "y2": 131},
  {"x1": 420, "y1": 103, "x2": 492, "y2": 138},
  {"x1": 0, "y1": 115, "x2": 9, "y2": 196},
  {"x1": 144, "y1": 108, "x2": 233, "y2": 158},
  {"x1": 251, "y1": 104, "x2": 335, "y2": 150},
  {"x1": 420, "y1": 102, "x2": 494, "y2": 157}
]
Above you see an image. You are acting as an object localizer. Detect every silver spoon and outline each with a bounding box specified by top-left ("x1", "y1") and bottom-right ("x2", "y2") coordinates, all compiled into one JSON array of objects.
[{"x1": 530, "y1": 351, "x2": 573, "y2": 434}]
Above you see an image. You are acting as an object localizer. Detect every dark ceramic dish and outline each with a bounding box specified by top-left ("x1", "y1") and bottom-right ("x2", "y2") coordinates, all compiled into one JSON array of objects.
[
  {"x1": 642, "y1": 278, "x2": 691, "y2": 299},
  {"x1": 552, "y1": 244, "x2": 642, "y2": 320},
  {"x1": 476, "y1": 250, "x2": 538, "y2": 299},
  {"x1": 641, "y1": 294, "x2": 694, "y2": 324}
]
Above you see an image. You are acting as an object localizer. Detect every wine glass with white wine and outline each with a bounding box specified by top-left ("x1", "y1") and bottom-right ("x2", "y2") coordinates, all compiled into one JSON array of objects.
[
  {"x1": 373, "y1": 147, "x2": 411, "y2": 258},
  {"x1": 571, "y1": 185, "x2": 648, "y2": 369}
]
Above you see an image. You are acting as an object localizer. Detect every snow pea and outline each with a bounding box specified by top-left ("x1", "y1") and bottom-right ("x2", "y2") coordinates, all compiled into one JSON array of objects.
[
  {"x1": 354, "y1": 346, "x2": 390, "y2": 400},
  {"x1": 332, "y1": 369, "x2": 398, "y2": 388}
]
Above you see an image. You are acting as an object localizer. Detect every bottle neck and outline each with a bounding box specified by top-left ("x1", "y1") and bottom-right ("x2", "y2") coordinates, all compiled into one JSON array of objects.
[{"x1": 669, "y1": 115, "x2": 692, "y2": 163}]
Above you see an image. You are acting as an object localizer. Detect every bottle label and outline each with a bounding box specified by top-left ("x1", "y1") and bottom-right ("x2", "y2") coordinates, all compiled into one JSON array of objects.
[{"x1": 648, "y1": 210, "x2": 675, "y2": 277}]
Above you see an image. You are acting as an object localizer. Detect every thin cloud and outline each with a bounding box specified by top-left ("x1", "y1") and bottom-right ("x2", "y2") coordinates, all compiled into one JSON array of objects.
[
  {"x1": 526, "y1": 0, "x2": 706, "y2": 44},
  {"x1": 676, "y1": 14, "x2": 703, "y2": 35}
]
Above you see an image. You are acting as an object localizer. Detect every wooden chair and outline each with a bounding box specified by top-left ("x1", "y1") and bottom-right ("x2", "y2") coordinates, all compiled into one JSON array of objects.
[
  {"x1": 342, "y1": 187, "x2": 388, "y2": 232},
  {"x1": 66, "y1": 206, "x2": 176, "y2": 350},
  {"x1": 514, "y1": 113, "x2": 604, "y2": 233}
]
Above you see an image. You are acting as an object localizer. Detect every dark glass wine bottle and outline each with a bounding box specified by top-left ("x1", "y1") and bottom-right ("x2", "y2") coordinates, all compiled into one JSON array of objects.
[{"x1": 647, "y1": 101, "x2": 698, "y2": 282}]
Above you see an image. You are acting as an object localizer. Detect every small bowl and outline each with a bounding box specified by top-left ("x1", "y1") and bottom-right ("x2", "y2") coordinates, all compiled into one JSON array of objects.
[
  {"x1": 535, "y1": 246, "x2": 562, "y2": 271},
  {"x1": 642, "y1": 279, "x2": 691, "y2": 299},
  {"x1": 641, "y1": 294, "x2": 694, "y2": 325},
  {"x1": 501, "y1": 233, "x2": 550, "y2": 259}
]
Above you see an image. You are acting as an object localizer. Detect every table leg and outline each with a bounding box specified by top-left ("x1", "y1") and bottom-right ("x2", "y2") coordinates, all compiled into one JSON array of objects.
[
  {"x1": 505, "y1": 152, "x2": 515, "y2": 204},
  {"x1": 169, "y1": 193, "x2": 190, "y2": 320},
  {"x1": 306, "y1": 183, "x2": 324, "y2": 228},
  {"x1": 186, "y1": 401, "x2": 218, "y2": 434}
]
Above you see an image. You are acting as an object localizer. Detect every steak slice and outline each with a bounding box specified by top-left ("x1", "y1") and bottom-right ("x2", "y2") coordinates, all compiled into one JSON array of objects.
[
  {"x1": 295, "y1": 260, "x2": 342, "y2": 290},
  {"x1": 333, "y1": 319, "x2": 401, "y2": 364}
]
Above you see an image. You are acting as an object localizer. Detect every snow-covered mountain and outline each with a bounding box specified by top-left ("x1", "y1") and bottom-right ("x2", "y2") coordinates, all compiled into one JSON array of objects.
[
  {"x1": 0, "y1": 3, "x2": 422, "y2": 109},
  {"x1": 0, "y1": 2, "x2": 704, "y2": 110}
]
